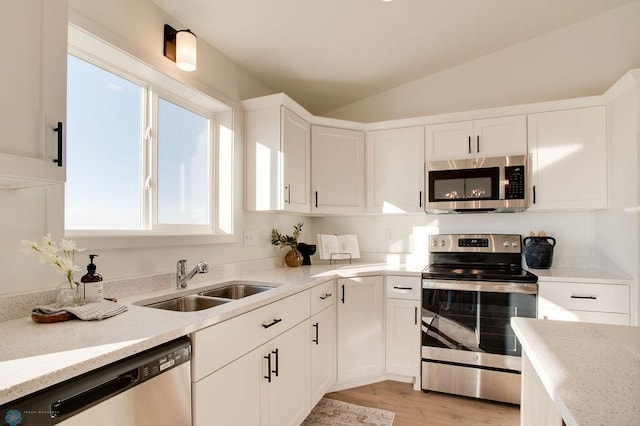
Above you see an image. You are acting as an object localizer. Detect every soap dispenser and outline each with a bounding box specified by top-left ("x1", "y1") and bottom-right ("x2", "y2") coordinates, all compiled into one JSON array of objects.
[{"x1": 81, "y1": 254, "x2": 104, "y2": 301}]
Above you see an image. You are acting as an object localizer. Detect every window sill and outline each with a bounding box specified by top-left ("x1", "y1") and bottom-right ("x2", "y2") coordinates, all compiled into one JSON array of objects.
[{"x1": 65, "y1": 232, "x2": 238, "y2": 250}]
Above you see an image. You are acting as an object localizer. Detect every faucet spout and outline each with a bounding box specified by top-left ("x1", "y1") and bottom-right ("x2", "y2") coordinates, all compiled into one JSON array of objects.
[{"x1": 177, "y1": 260, "x2": 209, "y2": 289}]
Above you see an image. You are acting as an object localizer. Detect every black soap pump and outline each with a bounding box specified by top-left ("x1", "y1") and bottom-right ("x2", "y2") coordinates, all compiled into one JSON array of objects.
[{"x1": 81, "y1": 254, "x2": 103, "y2": 301}]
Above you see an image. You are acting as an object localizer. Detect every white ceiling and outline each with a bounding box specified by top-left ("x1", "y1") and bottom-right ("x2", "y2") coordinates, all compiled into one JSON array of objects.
[{"x1": 150, "y1": 0, "x2": 635, "y2": 115}]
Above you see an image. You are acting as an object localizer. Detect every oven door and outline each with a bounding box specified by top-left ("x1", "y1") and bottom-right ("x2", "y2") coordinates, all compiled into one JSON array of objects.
[{"x1": 422, "y1": 280, "x2": 537, "y2": 358}]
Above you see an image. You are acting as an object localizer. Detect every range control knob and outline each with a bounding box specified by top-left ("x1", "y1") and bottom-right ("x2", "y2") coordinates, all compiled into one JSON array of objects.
[
  {"x1": 512, "y1": 241, "x2": 518, "y2": 247},
  {"x1": 439, "y1": 239, "x2": 446, "y2": 247},
  {"x1": 431, "y1": 239, "x2": 438, "y2": 247},
  {"x1": 502, "y1": 241, "x2": 509, "y2": 248}
]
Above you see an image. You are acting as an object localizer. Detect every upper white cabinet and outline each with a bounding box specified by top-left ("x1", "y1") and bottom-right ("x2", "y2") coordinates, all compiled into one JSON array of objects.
[
  {"x1": 311, "y1": 125, "x2": 365, "y2": 214},
  {"x1": 244, "y1": 104, "x2": 311, "y2": 212},
  {"x1": 425, "y1": 115, "x2": 527, "y2": 161},
  {"x1": 366, "y1": 127, "x2": 425, "y2": 213},
  {"x1": 527, "y1": 106, "x2": 607, "y2": 210},
  {"x1": 0, "y1": 0, "x2": 67, "y2": 188}
]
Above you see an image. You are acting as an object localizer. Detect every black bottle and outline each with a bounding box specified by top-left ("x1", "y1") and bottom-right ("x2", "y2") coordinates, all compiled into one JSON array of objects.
[{"x1": 81, "y1": 254, "x2": 103, "y2": 301}]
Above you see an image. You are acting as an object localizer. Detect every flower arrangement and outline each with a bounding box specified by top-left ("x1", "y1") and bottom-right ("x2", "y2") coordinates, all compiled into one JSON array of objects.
[
  {"x1": 271, "y1": 222, "x2": 303, "y2": 249},
  {"x1": 22, "y1": 234, "x2": 84, "y2": 300}
]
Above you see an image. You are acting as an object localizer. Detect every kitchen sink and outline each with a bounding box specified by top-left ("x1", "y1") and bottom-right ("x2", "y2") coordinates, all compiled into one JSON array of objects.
[
  {"x1": 144, "y1": 295, "x2": 230, "y2": 312},
  {"x1": 198, "y1": 283, "x2": 276, "y2": 299}
]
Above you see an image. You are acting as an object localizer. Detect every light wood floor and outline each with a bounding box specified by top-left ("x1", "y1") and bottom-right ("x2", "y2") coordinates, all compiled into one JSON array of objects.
[{"x1": 324, "y1": 381, "x2": 520, "y2": 426}]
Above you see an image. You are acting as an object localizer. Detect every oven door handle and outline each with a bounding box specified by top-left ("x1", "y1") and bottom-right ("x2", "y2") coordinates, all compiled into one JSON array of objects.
[{"x1": 422, "y1": 279, "x2": 538, "y2": 294}]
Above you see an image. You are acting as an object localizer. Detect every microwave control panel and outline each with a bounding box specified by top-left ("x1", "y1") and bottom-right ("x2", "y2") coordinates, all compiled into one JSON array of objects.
[{"x1": 504, "y1": 165, "x2": 526, "y2": 199}]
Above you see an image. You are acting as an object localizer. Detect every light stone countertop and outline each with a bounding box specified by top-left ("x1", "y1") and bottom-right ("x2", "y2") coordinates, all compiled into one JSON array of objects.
[
  {"x1": 511, "y1": 317, "x2": 640, "y2": 426},
  {"x1": 530, "y1": 266, "x2": 632, "y2": 284},
  {"x1": 0, "y1": 262, "x2": 423, "y2": 406},
  {"x1": 0, "y1": 261, "x2": 630, "y2": 406}
]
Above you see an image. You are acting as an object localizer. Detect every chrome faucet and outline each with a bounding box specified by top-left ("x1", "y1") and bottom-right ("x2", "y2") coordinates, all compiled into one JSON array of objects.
[{"x1": 177, "y1": 259, "x2": 209, "y2": 289}]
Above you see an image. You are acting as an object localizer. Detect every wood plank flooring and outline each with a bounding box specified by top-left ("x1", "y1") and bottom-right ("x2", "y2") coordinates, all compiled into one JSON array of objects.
[{"x1": 324, "y1": 381, "x2": 520, "y2": 426}]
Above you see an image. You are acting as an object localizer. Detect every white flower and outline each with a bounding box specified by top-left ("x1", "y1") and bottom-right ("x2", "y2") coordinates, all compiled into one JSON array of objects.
[{"x1": 21, "y1": 234, "x2": 84, "y2": 284}]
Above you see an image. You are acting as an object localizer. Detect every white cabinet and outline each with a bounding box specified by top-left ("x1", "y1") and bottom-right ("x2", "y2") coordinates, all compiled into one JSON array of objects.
[
  {"x1": 191, "y1": 290, "x2": 311, "y2": 425},
  {"x1": 366, "y1": 127, "x2": 425, "y2": 213},
  {"x1": 425, "y1": 115, "x2": 526, "y2": 161},
  {"x1": 336, "y1": 276, "x2": 384, "y2": 382},
  {"x1": 244, "y1": 104, "x2": 310, "y2": 212},
  {"x1": 311, "y1": 126, "x2": 365, "y2": 214},
  {"x1": 0, "y1": 0, "x2": 67, "y2": 188},
  {"x1": 385, "y1": 276, "x2": 420, "y2": 388},
  {"x1": 527, "y1": 106, "x2": 608, "y2": 210},
  {"x1": 537, "y1": 280, "x2": 629, "y2": 325},
  {"x1": 310, "y1": 280, "x2": 336, "y2": 406},
  {"x1": 193, "y1": 320, "x2": 310, "y2": 426}
]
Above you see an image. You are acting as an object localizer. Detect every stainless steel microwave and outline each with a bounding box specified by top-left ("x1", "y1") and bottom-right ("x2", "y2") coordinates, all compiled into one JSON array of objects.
[{"x1": 425, "y1": 155, "x2": 529, "y2": 214}]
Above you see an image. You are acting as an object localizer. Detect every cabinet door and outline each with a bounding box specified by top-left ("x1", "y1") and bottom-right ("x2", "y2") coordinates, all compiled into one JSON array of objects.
[
  {"x1": 425, "y1": 121, "x2": 474, "y2": 161},
  {"x1": 310, "y1": 304, "x2": 336, "y2": 406},
  {"x1": 385, "y1": 299, "x2": 420, "y2": 379},
  {"x1": 473, "y1": 115, "x2": 527, "y2": 157},
  {"x1": 366, "y1": 127, "x2": 425, "y2": 213},
  {"x1": 528, "y1": 107, "x2": 607, "y2": 210},
  {"x1": 281, "y1": 107, "x2": 310, "y2": 212},
  {"x1": 193, "y1": 346, "x2": 263, "y2": 426},
  {"x1": 265, "y1": 320, "x2": 311, "y2": 426},
  {"x1": 245, "y1": 106, "x2": 309, "y2": 212},
  {"x1": 0, "y1": 0, "x2": 67, "y2": 187},
  {"x1": 336, "y1": 276, "x2": 384, "y2": 382},
  {"x1": 311, "y1": 126, "x2": 365, "y2": 214}
]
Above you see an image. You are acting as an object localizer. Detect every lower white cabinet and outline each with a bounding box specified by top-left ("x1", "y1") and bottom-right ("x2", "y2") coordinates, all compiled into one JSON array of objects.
[
  {"x1": 193, "y1": 320, "x2": 311, "y2": 426},
  {"x1": 336, "y1": 276, "x2": 384, "y2": 382},
  {"x1": 310, "y1": 304, "x2": 336, "y2": 406},
  {"x1": 386, "y1": 299, "x2": 420, "y2": 379},
  {"x1": 385, "y1": 276, "x2": 421, "y2": 388},
  {"x1": 537, "y1": 280, "x2": 630, "y2": 325}
]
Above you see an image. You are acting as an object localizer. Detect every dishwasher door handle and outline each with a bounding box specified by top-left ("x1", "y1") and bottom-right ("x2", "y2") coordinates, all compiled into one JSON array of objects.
[{"x1": 50, "y1": 370, "x2": 138, "y2": 418}]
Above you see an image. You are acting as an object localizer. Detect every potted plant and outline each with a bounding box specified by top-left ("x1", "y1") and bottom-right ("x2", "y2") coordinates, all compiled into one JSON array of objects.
[{"x1": 271, "y1": 222, "x2": 304, "y2": 267}]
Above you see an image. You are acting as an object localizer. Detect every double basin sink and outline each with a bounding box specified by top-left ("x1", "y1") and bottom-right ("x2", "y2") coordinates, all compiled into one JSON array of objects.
[{"x1": 141, "y1": 282, "x2": 276, "y2": 312}]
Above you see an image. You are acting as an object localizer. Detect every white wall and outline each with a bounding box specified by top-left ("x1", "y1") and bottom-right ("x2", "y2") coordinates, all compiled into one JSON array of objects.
[
  {"x1": 313, "y1": 212, "x2": 593, "y2": 267},
  {"x1": 0, "y1": 0, "x2": 309, "y2": 296},
  {"x1": 324, "y1": 1, "x2": 640, "y2": 123}
]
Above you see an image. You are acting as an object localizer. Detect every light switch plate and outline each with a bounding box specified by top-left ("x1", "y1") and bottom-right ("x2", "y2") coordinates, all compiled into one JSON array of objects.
[{"x1": 243, "y1": 230, "x2": 256, "y2": 246}]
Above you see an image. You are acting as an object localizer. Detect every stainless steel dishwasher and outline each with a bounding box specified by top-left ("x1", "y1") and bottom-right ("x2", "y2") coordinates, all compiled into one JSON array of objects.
[{"x1": 1, "y1": 337, "x2": 191, "y2": 426}]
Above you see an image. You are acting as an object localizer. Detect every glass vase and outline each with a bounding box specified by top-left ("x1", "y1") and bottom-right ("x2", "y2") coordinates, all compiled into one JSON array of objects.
[{"x1": 56, "y1": 280, "x2": 80, "y2": 308}]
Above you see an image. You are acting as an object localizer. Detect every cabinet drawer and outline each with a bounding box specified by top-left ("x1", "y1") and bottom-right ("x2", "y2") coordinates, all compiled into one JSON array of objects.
[
  {"x1": 538, "y1": 281, "x2": 629, "y2": 314},
  {"x1": 311, "y1": 280, "x2": 335, "y2": 315},
  {"x1": 192, "y1": 290, "x2": 310, "y2": 381},
  {"x1": 538, "y1": 308, "x2": 629, "y2": 326},
  {"x1": 385, "y1": 275, "x2": 420, "y2": 300}
]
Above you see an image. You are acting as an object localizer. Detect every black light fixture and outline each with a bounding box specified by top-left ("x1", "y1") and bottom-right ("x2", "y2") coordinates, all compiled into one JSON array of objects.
[{"x1": 163, "y1": 24, "x2": 197, "y2": 72}]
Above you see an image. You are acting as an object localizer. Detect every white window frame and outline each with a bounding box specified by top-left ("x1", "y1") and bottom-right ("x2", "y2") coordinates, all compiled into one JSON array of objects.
[{"x1": 66, "y1": 24, "x2": 235, "y2": 247}]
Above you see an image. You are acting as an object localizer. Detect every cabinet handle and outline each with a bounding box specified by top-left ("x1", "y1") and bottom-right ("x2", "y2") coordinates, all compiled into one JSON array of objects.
[
  {"x1": 262, "y1": 318, "x2": 283, "y2": 329},
  {"x1": 341, "y1": 284, "x2": 345, "y2": 304},
  {"x1": 264, "y1": 353, "x2": 272, "y2": 383},
  {"x1": 312, "y1": 322, "x2": 319, "y2": 345},
  {"x1": 319, "y1": 293, "x2": 332, "y2": 300},
  {"x1": 315, "y1": 191, "x2": 318, "y2": 208},
  {"x1": 419, "y1": 191, "x2": 422, "y2": 208},
  {"x1": 533, "y1": 185, "x2": 536, "y2": 204},
  {"x1": 393, "y1": 286, "x2": 413, "y2": 290},
  {"x1": 476, "y1": 135, "x2": 480, "y2": 153},
  {"x1": 468, "y1": 136, "x2": 471, "y2": 154},
  {"x1": 284, "y1": 185, "x2": 290, "y2": 204},
  {"x1": 571, "y1": 294, "x2": 598, "y2": 300},
  {"x1": 414, "y1": 306, "x2": 418, "y2": 325},
  {"x1": 53, "y1": 122, "x2": 63, "y2": 167},
  {"x1": 272, "y1": 348, "x2": 279, "y2": 377}
]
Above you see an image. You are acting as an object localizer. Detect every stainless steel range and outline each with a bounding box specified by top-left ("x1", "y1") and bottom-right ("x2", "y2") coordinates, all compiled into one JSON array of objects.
[{"x1": 421, "y1": 234, "x2": 538, "y2": 404}]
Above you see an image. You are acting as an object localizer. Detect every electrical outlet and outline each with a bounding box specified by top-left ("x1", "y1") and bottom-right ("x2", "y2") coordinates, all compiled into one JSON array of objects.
[{"x1": 243, "y1": 230, "x2": 256, "y2": 246}]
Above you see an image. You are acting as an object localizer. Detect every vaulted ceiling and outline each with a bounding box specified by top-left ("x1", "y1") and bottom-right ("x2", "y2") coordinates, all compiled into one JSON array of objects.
[{"x1": 150, "y1": 0, "x2": 635, "y2": 115}]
